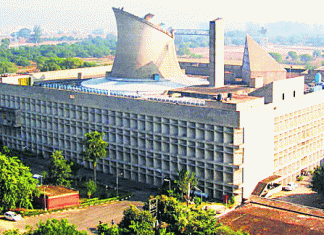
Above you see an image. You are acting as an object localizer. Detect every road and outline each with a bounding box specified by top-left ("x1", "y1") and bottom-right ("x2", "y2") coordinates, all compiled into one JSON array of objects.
[
  {"x1": 0, "y1": 201, "x2": 144, "y2": 234},
  {"x1": 270, "y1": 176, "x2": 324, "y2": 209}
]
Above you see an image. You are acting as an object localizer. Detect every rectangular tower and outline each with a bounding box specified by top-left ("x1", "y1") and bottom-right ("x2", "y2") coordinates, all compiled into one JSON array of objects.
[{"x1": 209, "y1": 18, "x2": 224, "y2": 88}]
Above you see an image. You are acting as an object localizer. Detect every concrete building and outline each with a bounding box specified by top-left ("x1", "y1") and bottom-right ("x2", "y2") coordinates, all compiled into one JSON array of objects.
[
  {"x1": 242, "y1": 35, "x2": 287, "y2": 86},
  {"x1": 111, "y1": 7, "x2": 184, "y2": 80},
  {"x1": 0, "y1": 8, "x2": 323, "y2": 203}
]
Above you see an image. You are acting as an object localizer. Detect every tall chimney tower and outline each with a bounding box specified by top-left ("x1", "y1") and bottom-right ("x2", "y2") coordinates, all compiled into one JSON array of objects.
[{"x1": 209, "y1": 18, "x2": 224, "y2": 87}]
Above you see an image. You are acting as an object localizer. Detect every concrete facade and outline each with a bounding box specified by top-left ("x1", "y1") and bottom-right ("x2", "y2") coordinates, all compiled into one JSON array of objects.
[
  {"x1": 110, "y1": 8, "x2": 184, "y2": 80},
  {"x1": 242, "y1": 36, "x2": 287, "y2": 86},
  {"x1": 0, "y1": 83, "x2": 245, "y2": 201},
  {"x1": 0, "y1": 75, "x2": 323, "y2": 201}
]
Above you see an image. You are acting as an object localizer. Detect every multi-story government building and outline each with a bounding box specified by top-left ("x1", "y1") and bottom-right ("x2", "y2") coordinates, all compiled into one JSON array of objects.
[{"x1": 0, "y1": 8, "x2": 323, "y2": 203}]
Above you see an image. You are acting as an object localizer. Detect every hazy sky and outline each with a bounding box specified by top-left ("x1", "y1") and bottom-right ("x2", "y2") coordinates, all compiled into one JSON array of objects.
[{"x1": 0, "y1": 0, "x2": 321, "y2": 34}]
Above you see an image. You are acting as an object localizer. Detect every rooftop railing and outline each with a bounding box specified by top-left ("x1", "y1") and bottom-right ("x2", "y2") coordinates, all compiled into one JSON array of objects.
[{"x1": 40, "y1": 83, "x2": 205, "y2": 107}]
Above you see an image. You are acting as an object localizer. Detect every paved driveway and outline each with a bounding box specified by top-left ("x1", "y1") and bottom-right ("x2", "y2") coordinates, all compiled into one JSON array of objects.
[
  {"x1": 0, "y1": 201, "x2": 144, "y2": 234},
  {"x1": 270, "y1": 176, "x2": 324, "y2": 209}
]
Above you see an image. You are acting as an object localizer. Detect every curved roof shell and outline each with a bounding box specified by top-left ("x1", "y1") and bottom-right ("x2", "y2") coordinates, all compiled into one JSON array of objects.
[{"x1": 111, "y1": 7, "x2": 185, "y2": 80}]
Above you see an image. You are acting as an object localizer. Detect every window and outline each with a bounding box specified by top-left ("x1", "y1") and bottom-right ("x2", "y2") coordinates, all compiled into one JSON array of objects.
[
  {"x1": 293, "y1": 90, "x2": 296, "y2": 97},
  {"x1": 282, "y1": 93, "x2": 285, "y2": 100}
]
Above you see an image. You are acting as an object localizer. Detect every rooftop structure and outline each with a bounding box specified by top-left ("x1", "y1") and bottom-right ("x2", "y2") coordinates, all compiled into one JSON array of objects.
[
  {"x1": 81, "y1": 7, "x2": 208, "y2": 95},
  {"x1": 110, "y1": 7, "x2": 185, "y2": 81},
  {"x1": 242, "y1": 35, "x2": 287, "y2": 86}
]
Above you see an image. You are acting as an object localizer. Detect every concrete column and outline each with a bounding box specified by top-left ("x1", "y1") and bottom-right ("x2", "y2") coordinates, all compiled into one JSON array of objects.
[
  {"x1": 209, "y1": 18, "x2": 224, "y2": 88},
  {"x1": 77, "y1": 72, "x2": 83, "y2": 80}
]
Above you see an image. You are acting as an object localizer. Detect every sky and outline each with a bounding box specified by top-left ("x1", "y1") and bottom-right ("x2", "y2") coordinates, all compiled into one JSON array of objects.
[{"x1": 0, "y1": 0, "x2": 322, "y2": 35}]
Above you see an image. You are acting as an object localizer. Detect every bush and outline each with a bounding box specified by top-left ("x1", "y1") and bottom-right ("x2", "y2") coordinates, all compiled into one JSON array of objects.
[
  {"x1": 297, "y1": 176, "x2": 304, "y2": 181},
  {"x1": 194, "y1": 196, "x2": 202, "y2": 205},
  {"x1": 228, "y1": 196, "x2": 236, "y2": 208}
]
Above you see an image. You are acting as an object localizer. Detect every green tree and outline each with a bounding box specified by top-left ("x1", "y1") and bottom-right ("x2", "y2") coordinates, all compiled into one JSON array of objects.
[
  {"x1": 38, "y1": 60, "x2": 61, "y2": 72},
  {"x1": 269, "y1": 52, "x2": 282, "y2": 62},
  {"x1": 4, "y1": 218, "x2": 88, "y2": 235},
  {"x1": 175, "y1": 169, "x2": 198, "y2": 202},
  {"x1": 97, "y1": 224, "x2": 120, "y2": 235},
  {"x1": 0, "y1": 153, "x2": 39, "y2": 211},
  {"x1": 288, "y1": 51, "x2": 299, "y2": 61},
  {"x1": 118, "y1": 205, "x2": 155, "y2": 235},
  {"x1": 313, "y1": 49, "x2": 321, "y2": 58},
  {"x1": 31, "y1": 25, "x2": 42, "y2": 44},
  {"x1": 17, "y1": 28, "x2": 32, "y2": 39},
  {"x1": 305, "y1": 61, "x2": 316, "y2": 70},
  {"x1": 300, "y1": 53, "x2": 313, "y2": 62},
  {"x1": 1, "y1": 38, "x2": 10, "y2": 50},
  {"x1": 311, "y1": 166, "x2": 324, "y2": 195},
  {"x1": 84, "y1": 179, "x2": 97, "y2": 198},
  {"x1": 3, "y1": 229, "x2": 21, "y2": 235},
  {"x1": 0, "y1": 60, "x2": 18, "y2": 73},
  {"x1": 83, "y1": 131, "x2": 108, "y2": 183},
  {"x1": 48, "y1": 150, "x2": 72, "y2": 187}
]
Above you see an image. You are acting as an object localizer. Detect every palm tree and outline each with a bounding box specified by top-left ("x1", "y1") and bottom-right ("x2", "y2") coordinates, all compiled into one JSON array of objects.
[{"x1": 83, "y1": 131, "x2": 108, "y2": 183}]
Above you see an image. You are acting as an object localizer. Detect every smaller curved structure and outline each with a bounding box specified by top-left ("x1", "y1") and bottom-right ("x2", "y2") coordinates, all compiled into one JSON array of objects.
[{"x1": 111, "y1": 7, "x2": 185, "y2": 80}]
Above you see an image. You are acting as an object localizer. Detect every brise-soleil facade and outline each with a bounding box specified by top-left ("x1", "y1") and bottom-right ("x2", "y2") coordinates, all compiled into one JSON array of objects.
[{"x1": 0, "y1": 8, "x2": 323, "y2": 203}]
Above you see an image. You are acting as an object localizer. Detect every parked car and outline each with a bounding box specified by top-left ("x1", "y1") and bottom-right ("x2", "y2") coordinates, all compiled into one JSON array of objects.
[
  {"x1": 4, "y1": 211, "x2": 22, "y2": 221},
  {"x1": 283, "y1": 182, "x2": 298, "y2": 191}
]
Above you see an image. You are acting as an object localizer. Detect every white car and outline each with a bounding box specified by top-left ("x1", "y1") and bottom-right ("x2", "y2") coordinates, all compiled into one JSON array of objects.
[
  {"x1": 4, "y1": 211, "x2": 22, "y2": 221},
  {"x1": 283, "y1": 182, "x2": 298, "y2": 191}
]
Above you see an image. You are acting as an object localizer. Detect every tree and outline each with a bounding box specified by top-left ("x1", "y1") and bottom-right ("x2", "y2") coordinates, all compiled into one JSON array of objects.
[
  {"x1": 4, "y1": 218, "x2": 88, "y2": 235},
  {"x1": 313, "y1": 50, "x2": 321, "y2": 58},
  {"x1": 311, "y1": 166, "x2": 324, "y2": 195},
  {"x1": 32, "y1": 25, "x2": 42, "y2": 44},
  {"x1": 269, "y1": 52, "x2": 282, "y2": 62},
  {"x1": 84, "y1": 179, "x2": 97, "y2": 198},
  {"x1": 300, "y1": 53, "x2": 313, "y2": 62},
  {"x1": 288, "y1": 51, "x2": 299, "y2": 61},
  {"x1": 1, "y1": 38, "x2": 10, "y2": 50},
  {"x1": 118, "y1": 205, "x2": 155, "y2": 235},
  {"x1": 305, "y1": 61, "x2": 316, "y2": 70},
  {"x1": 0, "y1": 61, "x2": 18, "y2": 74},
  {"x1": 17, "y1": 28, "x2": 32, "y2": 39},
  {"x1": 97, "y1": 224, "x2": 120, "y2": 235},
  {"x1": 0, "y1": 153, "x2": 39, "y2": 211},
  {"x1": 83, "y1": 131, "x2": 108, "y2": 183},
  {"x1": 175, "y1": 169, "x2": 198, "y2": 202},
  {"x1": 48, "y1": 150, "x2": 72, "y2": 187}
]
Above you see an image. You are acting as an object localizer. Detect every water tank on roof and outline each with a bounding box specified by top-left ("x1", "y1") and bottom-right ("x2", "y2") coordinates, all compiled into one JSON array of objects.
[{"x1": 315, "y1": 72, "x2": 322, "y2": 83}]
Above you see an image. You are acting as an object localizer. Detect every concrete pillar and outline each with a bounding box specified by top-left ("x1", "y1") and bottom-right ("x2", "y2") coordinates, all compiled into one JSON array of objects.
[{"x1": 209, "y1": 18, "x2": 224, "y2": 88}]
